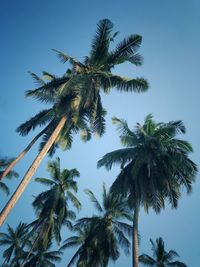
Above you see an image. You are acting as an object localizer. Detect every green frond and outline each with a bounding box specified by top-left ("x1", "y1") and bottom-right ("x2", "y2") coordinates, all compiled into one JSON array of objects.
[
  {"x1": 114, "y1": 34, "x2": 142, "y2": 57},
  {"x1": 90, "y1": 18, "x2": 113, "y2": 64},
  {"x1": 35, "y1": 177, "x2": 55, "y2": 186},
  {"x1": 97, "y1": 148, "x2": 135, "y2": 170},
  {"x1": 28, "y1": 71, "x2": 46, "y2": 86},
  {"x1": 16, "y1": 109, "x2": 53, "y2": 136},
  {"x1": 0, "y1": 182, "x2": 10, "y2": 195},
  {"x1": 84, "y1": 189, "x2": 103, "y2": 213},
  {"x1": 67, "y1": 191, "x2": 81, "y2": 211},
  {"x1": 42, "y1": 71, "x2": 57, "y2": 81},
  {"x1": 52, "y1": 49, "x2": 85, "y2": 73}
]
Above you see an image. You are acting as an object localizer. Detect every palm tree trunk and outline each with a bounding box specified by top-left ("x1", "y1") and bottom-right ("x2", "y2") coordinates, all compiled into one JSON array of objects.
[
  {"x1": 20, "y1": 230, "x2": 41, "y2": 267},
  {"x1": 132, "y1": 201, "x2": 140, "y2": 267},
  {"x1": 0, "y1": 126, "x2": 49, "y2": 180},
  {"x1": 0, "y1": 116, "x2": 67, "y2": 226},
  {"x1": 20, "y1": 221, "x2": 52, "y2": 267},
  {"x1": 2, "y1": 257, "x2": 8, "y2": 267}
]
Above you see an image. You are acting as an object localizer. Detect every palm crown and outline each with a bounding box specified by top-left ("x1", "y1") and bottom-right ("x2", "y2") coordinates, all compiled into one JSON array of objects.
[
  {"x1": 25, "y1": 18, "x2": 148, "y2": 146},
  {"x1": 139, "y1": 237, "x2": 187, "y2": 267},
  {"x1": 0, "y1": 222, "x2": 29, "y2": 266},
  {"x1": 29, "y1": 157, "x2": 80, "y2": 247},
  {"x1": 23, "y1": 242, "x2": 62, "y2": 267},
  {"x1": 98, "y1": 114, "x2": 197, "y2": 212},
  {"x1": 61, "y1": 184, "x2": 133, "y2": 267}
]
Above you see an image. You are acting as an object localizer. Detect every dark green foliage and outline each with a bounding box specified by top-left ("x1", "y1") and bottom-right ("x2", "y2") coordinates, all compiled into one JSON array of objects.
[
  {"x1": 0, "y1": 222, "x2": 30, "y2": 266},
  {"x1": 0, "y1": 157, "x2": 19, "y2": 195},
  {"x1": 23, "y1": 242, "x2": 62, "y2": 267},
  {"x1": 139, "y1": 237, "x2": 187, "y2": 266},
  {"x1": 61, "y1": 185, "x2": 132, "y2": 267},
  {"x1": 29, "y1": 157, "x2": 80, "y2": 249},
  {"x1": 98, "y1": 115, "x2": 197, "y2": 212}
]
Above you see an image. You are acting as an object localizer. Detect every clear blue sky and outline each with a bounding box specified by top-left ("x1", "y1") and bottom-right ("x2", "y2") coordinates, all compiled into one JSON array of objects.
[{"x1": 0, "y1": 0, "x2": 200, "y2": 266}]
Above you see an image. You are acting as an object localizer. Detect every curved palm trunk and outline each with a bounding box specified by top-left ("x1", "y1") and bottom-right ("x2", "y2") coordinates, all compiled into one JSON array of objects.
[
  {"x1": 132, "y1": 201, "x2": 140, "y2": 267},
  {"x1": 0, "y1": 116, "x2": 67, "y2": 226},
  {"x1": 0, "y1": 127, "x2": 49, "y2": 180}
]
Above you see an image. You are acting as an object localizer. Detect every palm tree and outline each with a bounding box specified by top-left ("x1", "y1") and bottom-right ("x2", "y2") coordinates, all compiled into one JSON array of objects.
[
  {"x1": 97, "y1": 115, "x2": 197, "y2": 267},
  {"x1": 139, "y1": 237, "x2": 187, "y2": 266},
  {"x1": 0, "y1": 157, "x2": 19, "y2": 195},
  {"x1": 20, "y1": 157, "x2": 80, "y2": 266},
  {"x1": 23, "y1": 242, "x2": 62, "y2": 267},
  {"x1": 0, "y1": 70, "x2": 92, "y2": 182},
  {"x1": 61, "y1": 184, "x2": 132, "y2": 267},
  {"x1": 0, "y1": 18, "x2": 148, "y2": 226},
  {"x1": 0, "y1": 222, "x2": 29, "y2": 267}
]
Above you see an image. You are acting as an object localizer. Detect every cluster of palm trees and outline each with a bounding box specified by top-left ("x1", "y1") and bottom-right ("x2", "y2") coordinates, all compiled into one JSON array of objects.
[{"x1": 0, "y1": 18, "x2": 197, "y2": 266}]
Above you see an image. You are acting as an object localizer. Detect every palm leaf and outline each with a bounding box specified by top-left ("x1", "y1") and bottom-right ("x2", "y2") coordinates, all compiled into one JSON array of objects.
[
  {"x1": 84, "y1": 189, "x2": 103, "y2": 213},
  {"x1": 90, "y1": 18, "x2": 113, "y2": 63}
]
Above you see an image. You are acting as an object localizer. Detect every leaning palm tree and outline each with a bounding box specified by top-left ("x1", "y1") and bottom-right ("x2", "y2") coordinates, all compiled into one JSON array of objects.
[
  {"x1": 20, "y1": 157, "x2": 80, "y2": 266},
  {"x1": 61, "y1": 184, "x2": 132, "y2": 266},
  {"x1": 0, "y1": 18, "x2": 148, "y2": 226},
  {"x1": 97, "y1": 115, "x2": 197, "y2": 267},
  {"x1": 0, "y1": 157, "x2": 19, "y2": 195},
  {"x1": 0, "y1": 70, "x2": 93, "y2": 182},
  {"x1": 139, "y1": 237, "x2": 187, "y2": 266},
  {"x1": 0, "y1": 222, "x2": 30, "y2": 267}
]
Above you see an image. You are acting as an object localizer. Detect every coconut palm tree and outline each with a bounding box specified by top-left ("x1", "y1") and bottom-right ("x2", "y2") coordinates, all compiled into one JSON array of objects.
[
  {"x1": 61, "y1": 184, "x2": 132, "y2": 266},
  {"x1": 139, "y1": 237, "x2": 187, "y2": 266},
  {"x1": 20, "y1": 157, "x2": 80, "y2": 266},
  {"x1": 23, "y1": 242, "x2": 62, "y2": 267},
  {"x1": 0, "y1": 222, "x2": 30, "y2": 267},
  {"x1": 0, "y1": 70, "x2": 92, "y2": 181},
  {"x1": 97, "y1": 115, "x2": 197, "y2": 267},
  {"x1": 0, "y1": 157, "x2": 19, "y2": 195},
  {"x1": 0, "y1": 18, "x2": 148, "y2": 226}
]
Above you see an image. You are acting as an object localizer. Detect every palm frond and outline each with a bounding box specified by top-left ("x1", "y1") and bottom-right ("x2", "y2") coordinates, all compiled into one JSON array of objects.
[
  {"x1": 84, "y1": 189, "x2": 103, "y2": 213},
  {"x1": 90, "y1": 18, "x2": 113, "y2": 64},
  {"x1": 16, "y1": 109, "x2": 53, "y2": 136},
  {"x1": 0, "y1": 182, "x2": 10, "y2": 195},
  {"x1": 28, "y1": 71, "x2": 46, "y2": 86}
]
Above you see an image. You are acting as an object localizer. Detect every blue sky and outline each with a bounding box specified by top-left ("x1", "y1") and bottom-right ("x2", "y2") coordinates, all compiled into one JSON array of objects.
[{"x1": 0, "y1": 0, "x2": 200, "y2": 266}]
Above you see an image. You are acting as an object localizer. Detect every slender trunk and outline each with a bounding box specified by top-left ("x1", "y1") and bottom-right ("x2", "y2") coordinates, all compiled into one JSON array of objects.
[
  {"x1": 20, "y1": 235, "x2": 39, "y2": 267},
  {"x1": 132, "y1": 201, "x2": 140, "y2": 267},
  {"x1": 2, "y1": 257, "x2": 8, "y2": 267},
  {"x1": 20, "y1": 221, "x2": 52, "y2": 267},
  {"x1": 0, "y1": 126, "x2": 49, "y2": 180},
  {"x1": 0, "y1": 116, "x2": 67, "y2": 226},
  {"x1": 20, "y1": 230, "x2": 41, "y2": 267}
]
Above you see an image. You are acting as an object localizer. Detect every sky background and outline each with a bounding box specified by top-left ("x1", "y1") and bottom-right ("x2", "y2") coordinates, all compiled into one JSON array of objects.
[{"x1": 0, "y1": 0, "x2": 200, "y2": 266}]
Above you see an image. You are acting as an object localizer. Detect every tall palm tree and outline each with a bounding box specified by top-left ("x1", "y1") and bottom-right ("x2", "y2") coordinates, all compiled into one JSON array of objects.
[
  {"x1": 97, "y1": 115, "x2": 197, "y2": 267},
  {"x1": 0, "y1": 18, "x2": 148, "y2": 226},
  {"x1": 139, "y1": 237, "x2": 187, "y2": 266},
  {"x1": 0, "y1": 157, "x2": 19, "y2": 195},
  {"x1": 0, "y1": 222, "x2": 29, "y2": 267},
  {"x1": 20, "y1": 157, "x2": 80, "y2": 266},
  {"x1": 61, "y1": 184, "x2": 132, "y2": 267}
]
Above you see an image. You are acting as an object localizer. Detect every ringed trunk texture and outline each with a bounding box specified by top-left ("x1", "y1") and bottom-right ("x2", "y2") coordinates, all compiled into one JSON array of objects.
[
  {"x1": 0, "y1": 127, "x2": 48, "y2": 180},
  {"x1": 132, "y1": 202, "x2": 140, "y2": 267},
  {"x1": 0, "y1": 116, "x2": 67, "y2": 226}
]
